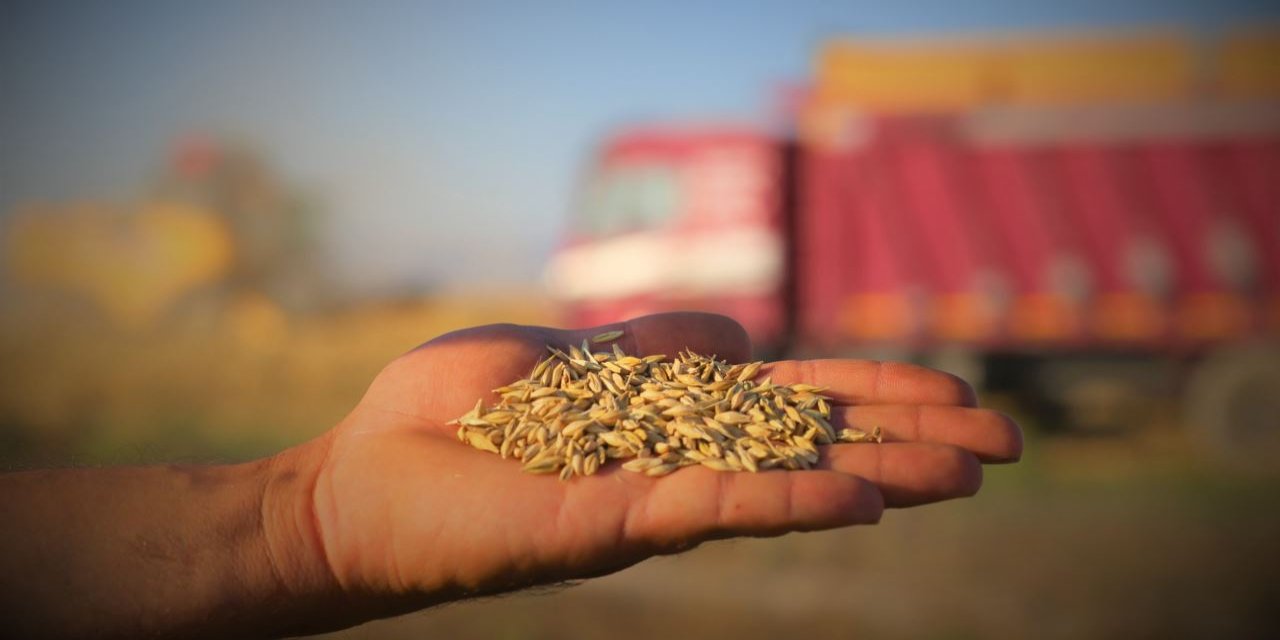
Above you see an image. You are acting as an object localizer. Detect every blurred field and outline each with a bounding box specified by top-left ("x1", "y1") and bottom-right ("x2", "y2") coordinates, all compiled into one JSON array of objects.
[{"x1": 0, "y1": 291, "x2": 555, "y2": 467}]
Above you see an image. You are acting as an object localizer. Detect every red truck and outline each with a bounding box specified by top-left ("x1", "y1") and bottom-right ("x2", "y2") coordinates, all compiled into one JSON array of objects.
[{"x1": 545, "y1": 29, "x2": 1280, "y2": 460}]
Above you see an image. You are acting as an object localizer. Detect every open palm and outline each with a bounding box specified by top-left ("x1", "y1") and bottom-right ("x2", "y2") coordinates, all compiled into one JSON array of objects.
[{"x1": 308, "y1": 313, "x2": 1021, "y2": 611}]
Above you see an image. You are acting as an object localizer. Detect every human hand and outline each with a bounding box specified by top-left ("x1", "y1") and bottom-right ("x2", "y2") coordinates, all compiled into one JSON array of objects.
[{"x1": 270, "y1": 312, "x2": 1021, "y2": 628}]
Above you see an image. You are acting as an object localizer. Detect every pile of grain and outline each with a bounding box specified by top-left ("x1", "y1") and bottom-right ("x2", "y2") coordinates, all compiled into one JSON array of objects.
[{"x1": 452, "y1": 331, "x2": 880, "y2": 480}]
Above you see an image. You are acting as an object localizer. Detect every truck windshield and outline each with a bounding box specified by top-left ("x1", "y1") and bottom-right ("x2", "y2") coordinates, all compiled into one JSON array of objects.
[{"x1": 574, "y1": 164, "x2": 680, "y2": 236}]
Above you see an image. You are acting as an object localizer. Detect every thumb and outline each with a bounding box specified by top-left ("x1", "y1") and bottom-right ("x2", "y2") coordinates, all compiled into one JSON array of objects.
[{"x1": 551, "y1": 312, "x2": 752, "y2": 364}]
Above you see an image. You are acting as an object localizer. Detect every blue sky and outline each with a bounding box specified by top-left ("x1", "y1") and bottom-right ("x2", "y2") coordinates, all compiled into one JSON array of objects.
[{"x1": 3, "y1": 0, "x2": 1276, "y2": 289}]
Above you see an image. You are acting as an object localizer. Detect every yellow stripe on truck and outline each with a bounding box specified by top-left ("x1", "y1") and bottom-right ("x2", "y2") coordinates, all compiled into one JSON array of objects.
[{"x1": 815, "y1": 30, "x2": 1193, "y2": 111}]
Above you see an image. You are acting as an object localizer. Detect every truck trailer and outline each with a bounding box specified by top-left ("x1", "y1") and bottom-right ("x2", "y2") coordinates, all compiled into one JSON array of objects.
[{"x1": 546, "y1": 29, "x2": 1280, "y2": 460}]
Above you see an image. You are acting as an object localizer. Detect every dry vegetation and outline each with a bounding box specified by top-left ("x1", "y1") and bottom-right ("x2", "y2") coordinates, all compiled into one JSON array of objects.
[{"x1": 0, "y1": 291, "x2": 554, "y2": 466}]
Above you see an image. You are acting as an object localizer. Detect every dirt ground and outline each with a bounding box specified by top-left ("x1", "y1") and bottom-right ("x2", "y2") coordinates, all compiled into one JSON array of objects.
[{"x1": 305, "y1": 431, "x2": 1280, "y2": 640}]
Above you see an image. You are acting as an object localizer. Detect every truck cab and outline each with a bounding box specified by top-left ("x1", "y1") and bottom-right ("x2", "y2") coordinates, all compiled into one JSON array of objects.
[{"x1": 545, "y1": 127, "x2": 790, "y2": 349}]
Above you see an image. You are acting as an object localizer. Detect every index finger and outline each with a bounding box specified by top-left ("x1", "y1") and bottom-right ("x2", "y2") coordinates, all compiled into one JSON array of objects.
[{"x1": 761, "y1": 360, "x2": 978, "y2": 407}]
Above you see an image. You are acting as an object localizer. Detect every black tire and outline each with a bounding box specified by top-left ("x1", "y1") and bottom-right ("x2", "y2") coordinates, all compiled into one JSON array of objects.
[{"x1": 1184, "y1": 343, "x2": 1280, "y2": 466}]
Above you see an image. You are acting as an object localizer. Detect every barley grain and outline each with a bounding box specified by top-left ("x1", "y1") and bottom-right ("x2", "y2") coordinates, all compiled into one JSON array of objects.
[{"x1": 452, "y1": 335, "x2": 880, "y2": 480}]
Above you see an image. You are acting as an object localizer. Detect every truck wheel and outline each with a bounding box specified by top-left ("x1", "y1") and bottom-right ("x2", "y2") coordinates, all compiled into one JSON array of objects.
[
  {"x1": 1059, "y1": 376, "x2": 1157, "y2": 436},
  {"x1": 1183, "y1": 343, "x2": 1280, "y2": 466},
  {"x1": 1028, "y1": 356, "x2": 1172, "y2": 436}
]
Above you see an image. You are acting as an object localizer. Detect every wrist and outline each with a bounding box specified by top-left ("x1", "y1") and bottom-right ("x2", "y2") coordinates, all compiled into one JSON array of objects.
[
  {"x1": 251, "y1": 432, "x2": 352, "y2": 636},
  {"x1": 260, "y1": 433, "x2": 337, "y2": 594}
]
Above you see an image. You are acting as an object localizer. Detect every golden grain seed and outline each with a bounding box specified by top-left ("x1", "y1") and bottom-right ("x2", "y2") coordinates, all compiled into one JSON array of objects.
[
  {"x1": 723, "y1": 451, "x2": 744, "y2": 470},
  {"x1": 622, "y1": 457, "x2": 658, "y2": 472},
  {"x1": 588, "y1": 330, "x2": 623, "y2": 344},
  {"x1": 672, "y1": 421, "x2": 706, "y2": 440},
  {"x1": 454, "y1": 344, "x2": 876, "y2": 480},
  {"x1": 790, "y1": 383, "x2": 828, "y2": 394},
  {"x1": 792, "y1": 435, "x2": 817, "y2": 454},
  {"x1": 838, "y1": 428, "x2": 872, "y2": 443},
  {"x1": 645, "y1": 463, "x2": 680, "y2": 477},
  {"x1": 523, "y1": 458, "x2": 560, "y2": 474},
  {"x1": 715, "y1": 411, "x2": 751, "y2": 424},
  {"x1": 562, "y1": 419, "x2": 593, "y2": 438},
  {"x1": 662, "y1": 405, "x2": 697, "y2": 418},
  {"x1": 466, "y1": 432, "x2": 500, "y2": 454}
]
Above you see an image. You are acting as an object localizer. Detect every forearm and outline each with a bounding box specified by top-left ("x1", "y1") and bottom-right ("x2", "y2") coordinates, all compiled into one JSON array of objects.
[{"x1": 0, "y1": 438, "x2": 339, "y2": 639}]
